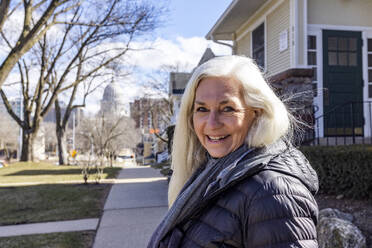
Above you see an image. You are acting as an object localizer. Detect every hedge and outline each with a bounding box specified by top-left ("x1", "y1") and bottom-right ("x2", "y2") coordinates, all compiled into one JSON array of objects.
[{"x1": 300, "y1": 145, "x2": 372, "y2": 199}]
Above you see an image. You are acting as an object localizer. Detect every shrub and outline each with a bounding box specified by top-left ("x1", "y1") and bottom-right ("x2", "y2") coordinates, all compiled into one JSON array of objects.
[{"x1": 300, "y1": 145, "x2": 372, "y2": 199}]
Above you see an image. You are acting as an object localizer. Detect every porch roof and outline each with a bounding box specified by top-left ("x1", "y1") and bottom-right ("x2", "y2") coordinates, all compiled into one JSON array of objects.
[{"x1": 206, "y1": 0, "x2": 268, "y2": 41}]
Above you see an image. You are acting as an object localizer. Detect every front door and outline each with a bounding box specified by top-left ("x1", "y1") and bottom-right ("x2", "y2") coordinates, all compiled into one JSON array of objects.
[{"x1": 323, "y1": 30, "x2": 363, "y2": 136}]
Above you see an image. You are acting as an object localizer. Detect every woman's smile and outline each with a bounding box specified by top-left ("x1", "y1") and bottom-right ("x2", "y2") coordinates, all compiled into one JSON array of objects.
[
  {"x1": 206, "y1": 134, "x2": 231, "y2": 145},
  {"x1": 192, "y1": 77, "x2": 256, "y2": 158}
]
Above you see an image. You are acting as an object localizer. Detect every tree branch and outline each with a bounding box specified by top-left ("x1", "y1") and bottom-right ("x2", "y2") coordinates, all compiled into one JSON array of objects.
[
  {"x1": 0, "y1": 0, "x2": 10, "y2": 33},
  {"x1": 0, "y1": 89, "x2": 23, "y2": 126}
]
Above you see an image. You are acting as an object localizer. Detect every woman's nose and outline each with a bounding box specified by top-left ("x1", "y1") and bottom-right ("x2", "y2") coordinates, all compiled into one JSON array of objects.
[{"x1": 206, "y1": 110, "x2": 223, "y2": 128}]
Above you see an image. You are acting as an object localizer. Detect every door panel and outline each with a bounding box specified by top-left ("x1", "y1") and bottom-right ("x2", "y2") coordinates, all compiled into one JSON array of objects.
[{"x1": 323, "y1": 30, "x2": 363, "y2": 136}]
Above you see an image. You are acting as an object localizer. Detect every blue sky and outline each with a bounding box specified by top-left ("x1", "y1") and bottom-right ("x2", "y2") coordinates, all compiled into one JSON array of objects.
[{"x1": 158, "y1": 0, "x2": 232, "y2": 39}]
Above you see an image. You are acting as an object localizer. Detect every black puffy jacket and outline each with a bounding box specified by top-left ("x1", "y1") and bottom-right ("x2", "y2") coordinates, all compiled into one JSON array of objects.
[{"x1": 171, "y1": 141, "x2": 319, "y2": 248}]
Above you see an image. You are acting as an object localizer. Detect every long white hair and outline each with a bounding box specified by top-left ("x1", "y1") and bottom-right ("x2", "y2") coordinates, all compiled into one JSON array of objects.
[{"x1": 168, "y1": 55, "x2": 290, "y2": 206}]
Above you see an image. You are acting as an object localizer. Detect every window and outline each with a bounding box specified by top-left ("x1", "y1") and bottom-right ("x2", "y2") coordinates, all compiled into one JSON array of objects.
[
  {"x1": 252, "y1": 23, "x2": 265, "y2": 69},
  {"x1": 307, "y1": 35, "x2": 318, "y2": 97},
  {"x1": 368, "y1": 39, "x2": 372, "y2": 98},
  {"x1": 327, "y1": 37, "x2": 357, "y2": 66}
]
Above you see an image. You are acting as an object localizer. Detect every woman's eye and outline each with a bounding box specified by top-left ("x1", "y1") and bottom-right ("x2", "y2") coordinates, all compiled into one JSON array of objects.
[
  {"x1": 195, "y1": 107, "x2": 208, "y2": 112},
  {"x1": 222, "y1": 106, "x2": 235, "y2": 112}
]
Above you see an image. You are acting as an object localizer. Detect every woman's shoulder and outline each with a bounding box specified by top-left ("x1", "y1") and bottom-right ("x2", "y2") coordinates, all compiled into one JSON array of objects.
[{"x1": 230, "y1": 144, "x2": 318, "y2": 210}]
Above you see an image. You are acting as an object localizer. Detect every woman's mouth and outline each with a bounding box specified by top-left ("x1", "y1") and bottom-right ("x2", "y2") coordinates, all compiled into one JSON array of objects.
[{"x1": 207, "y1": 135, "x2": 230, "y2": 143}]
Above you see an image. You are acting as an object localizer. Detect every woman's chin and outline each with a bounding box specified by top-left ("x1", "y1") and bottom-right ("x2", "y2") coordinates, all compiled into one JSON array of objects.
[{"x1": 206, "y1": 148, "x2": 230, "y2": 158}]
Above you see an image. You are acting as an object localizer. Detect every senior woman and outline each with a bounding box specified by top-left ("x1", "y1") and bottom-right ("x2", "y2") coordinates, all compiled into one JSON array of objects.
[{"x1": 148, "y1": 55, "x2": 319, "y2": 248}]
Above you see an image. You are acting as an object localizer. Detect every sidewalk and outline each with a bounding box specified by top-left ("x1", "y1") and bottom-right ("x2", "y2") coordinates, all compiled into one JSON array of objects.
[
  {"x1": 0, "y1": 218, "x2": 99, "y2": 238},
  {"x1": 93, "y1": 164, "x2": 168, "y2": 248}
]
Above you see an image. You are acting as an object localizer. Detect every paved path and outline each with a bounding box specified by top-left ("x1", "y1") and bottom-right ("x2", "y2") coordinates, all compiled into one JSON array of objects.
[
  {"x1": 93, "y1": 165, "x2": 168, "y2": 248},
  {"x1": 0, "y1": 218, "x2": 99, "y2": 237}
]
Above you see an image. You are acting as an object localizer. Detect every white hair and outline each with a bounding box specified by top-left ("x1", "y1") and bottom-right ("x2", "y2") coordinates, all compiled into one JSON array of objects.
[{"x1": 168, "y1": 55, "x2": 290, "y2": 206}]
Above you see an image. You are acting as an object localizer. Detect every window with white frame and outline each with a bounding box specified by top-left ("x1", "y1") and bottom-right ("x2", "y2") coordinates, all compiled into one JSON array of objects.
[
  {"x1": 252, "y1": 23, "x2": 265, "y2": 70},
  {"x1": 308, "y1": 35, "x2": 318, "y2": 96},
  {"x1": 368, "y1": 39, "x2": 372, "y2": 98}
]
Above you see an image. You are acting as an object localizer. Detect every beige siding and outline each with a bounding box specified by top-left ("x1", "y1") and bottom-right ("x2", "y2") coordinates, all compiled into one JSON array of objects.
[
  {"x1": 308, "y1": 0, "x2": 372, "y2": 26},
  {"x1": 236, "y1": 31, "x2": 251, "y2": 56},
  {"x1": 297, "y1": 0, "x2": 305, "y2": 65},
  {"x1": 266, "y1": 0, "x2": 290, "y2": 77}
]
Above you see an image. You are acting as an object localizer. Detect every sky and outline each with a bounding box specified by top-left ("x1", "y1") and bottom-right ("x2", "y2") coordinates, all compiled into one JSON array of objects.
[
  {"x1": 159, "y1": 0, "x2": 233, "y2": 39},
  {"x1": 1, "y1": 0, "x2": 234, "y2": 114},
  {"x1": 82, "y1": 0, "x2": 234, "y2": 114}
]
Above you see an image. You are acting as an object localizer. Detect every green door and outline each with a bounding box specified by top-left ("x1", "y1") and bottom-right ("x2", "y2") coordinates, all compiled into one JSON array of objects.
[{"x1": 323, "y1": 30, "x2": 363, "y2": 136}]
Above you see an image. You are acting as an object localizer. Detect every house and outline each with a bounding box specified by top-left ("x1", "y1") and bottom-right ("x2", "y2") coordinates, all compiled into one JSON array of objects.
[{"x1": 206, "y1": 0, "x2": 372, "y2": 145}]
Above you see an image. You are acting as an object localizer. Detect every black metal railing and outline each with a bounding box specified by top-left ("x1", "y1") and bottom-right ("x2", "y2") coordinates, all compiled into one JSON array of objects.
[{"x1": 302, "y1": 101, "x2": 372, "y2": 146}]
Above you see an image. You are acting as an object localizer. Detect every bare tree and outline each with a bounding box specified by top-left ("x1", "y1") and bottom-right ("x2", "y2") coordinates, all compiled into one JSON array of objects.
[
  {"x1": 0, "y1": 0, "x2": 82, "y2": 89},
  {"x1": 78, "y1": 112, "x2": 140, "y2": 167},
  {"x1": 0, "y1": 0, "x2": 165, "y2": 161},
  {"x1": 52, "y1": 0, "x2": 164, "y2": 165}
]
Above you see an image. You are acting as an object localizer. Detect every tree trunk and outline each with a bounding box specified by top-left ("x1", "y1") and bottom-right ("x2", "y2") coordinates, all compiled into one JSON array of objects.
[
  {"x1": 56, "y1": 127, "x2": 68, "y2": 165},
  {"x1": 20, "y1": 131, "x2": 36, "y2": 162}
]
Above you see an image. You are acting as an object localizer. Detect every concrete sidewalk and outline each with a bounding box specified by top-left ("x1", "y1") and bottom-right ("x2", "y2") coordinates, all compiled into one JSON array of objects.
[
  {"x1": 93, "y1": 165, "x2": 168, "y2": 248},
  {"x1": 0, "y1": 218, "x2": 99, "y2": 238}
]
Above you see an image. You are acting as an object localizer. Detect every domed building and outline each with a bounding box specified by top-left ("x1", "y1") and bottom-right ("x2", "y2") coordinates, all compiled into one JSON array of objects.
[{"x1": 100, "y1": 82, "x2": 129, "y2": 116}]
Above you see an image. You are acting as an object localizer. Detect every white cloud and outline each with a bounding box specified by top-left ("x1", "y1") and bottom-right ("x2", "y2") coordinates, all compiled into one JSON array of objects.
[{"x1": 126, "y1": 36, "x2": 232, "y2": 71}]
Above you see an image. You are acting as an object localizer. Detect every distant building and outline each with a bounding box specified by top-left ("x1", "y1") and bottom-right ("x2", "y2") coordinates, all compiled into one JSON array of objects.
[
  {"x1": 43, "y1": 103, "x2": 83, "y2": 128},
  {"x1": 130, "y1": 97, "x2": 169, "y2": 158},
  {"x1": 0, "y1": 97, "x2": 22, "y2": 118},
  {"x1": 100, "y1": 82, "x2": 130, "y2": 117}
]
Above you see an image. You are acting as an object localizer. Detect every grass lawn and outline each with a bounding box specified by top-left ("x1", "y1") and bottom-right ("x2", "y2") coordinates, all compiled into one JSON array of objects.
[
  {"x1": 0, "y1": 231, "x2": 95, "y2": 248},
  {"x1": 0, "y1": 162, "x2": 119, "y2": 184},
  {"x1": 0, "y1": 162, "x2": 121, "y2": 225}
]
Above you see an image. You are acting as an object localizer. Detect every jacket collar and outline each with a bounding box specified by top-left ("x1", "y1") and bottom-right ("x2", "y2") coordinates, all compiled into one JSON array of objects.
[{"x1": 203, "y1": 139, "x2": 318, "y2": 199}]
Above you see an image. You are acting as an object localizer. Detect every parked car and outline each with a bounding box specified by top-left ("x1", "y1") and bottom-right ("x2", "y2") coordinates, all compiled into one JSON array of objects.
[{"x1": 117, "y1": 154, "x2": 135, "y2": 163}]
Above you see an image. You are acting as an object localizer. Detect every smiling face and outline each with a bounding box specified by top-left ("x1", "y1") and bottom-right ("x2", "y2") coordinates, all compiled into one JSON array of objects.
[{"x1": 192, "y1": 77, "x2": 257, "y2": 158}]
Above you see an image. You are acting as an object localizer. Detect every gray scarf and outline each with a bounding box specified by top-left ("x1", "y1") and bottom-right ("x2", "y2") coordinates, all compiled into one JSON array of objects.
[{"x1": 148, "y1": 145, "x2": 253, "y2": 248}]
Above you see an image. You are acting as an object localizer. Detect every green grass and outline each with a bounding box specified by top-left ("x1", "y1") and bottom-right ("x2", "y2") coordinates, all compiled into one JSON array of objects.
[
  {"x1": 0, "y1": 183, "x2": 109, "y2": 225},
  {"x1": 0, "y1": 162, "x2": 121, "y2": 225},
  {"x1": 0, "y1": 162, "x2": 120, "y2": 184},
  {"x1": 0, "y1": 231, "x2": 95, "y2": 248}
]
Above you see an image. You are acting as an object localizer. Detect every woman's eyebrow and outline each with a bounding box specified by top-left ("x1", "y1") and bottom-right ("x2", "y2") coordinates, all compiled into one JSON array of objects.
[
  {"x1": 194, "y1": 101, "x2": 205, "y2": 105},
  {"x1": 219, "y1": 100, "x2": 230, "y2": 105},
  {"x1": 195, "y1": 100, "x2": 232, "y2": 105}
]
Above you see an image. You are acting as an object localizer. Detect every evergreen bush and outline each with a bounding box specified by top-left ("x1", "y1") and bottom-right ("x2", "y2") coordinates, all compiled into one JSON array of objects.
[{"x1": 300, "y1": 145, "x2": 372, "y2": 199}]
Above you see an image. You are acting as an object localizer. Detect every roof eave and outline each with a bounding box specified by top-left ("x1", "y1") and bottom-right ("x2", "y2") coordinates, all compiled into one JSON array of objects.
[
  {"x1": 206, "y1": 0, "x2": 268, "y2": 41},
  {"x1": 205, "y1": 0, "x2": 239, "y2": 41}
]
